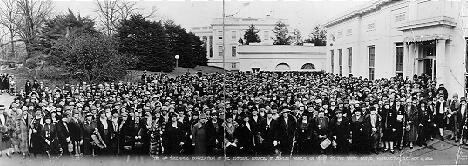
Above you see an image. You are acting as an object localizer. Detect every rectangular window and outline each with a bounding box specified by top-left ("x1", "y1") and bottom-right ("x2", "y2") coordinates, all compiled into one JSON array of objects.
[
  {"x1": 367, "y1": 23, "x2": 376, "y2": 31},
  {"x1": 218, "y1": 31, "x2": 223, "y2": 40},
  {"x1": 264, "y1": 31, "x2": 269, "y2": 41},
  {"x1": 209, "y1": 36, "x2": 213, "y2": 58},
  {"x1": 232, "y1": 31, "x2": 236, "y2": 40},
  {"x1": 369, "y1": 45, "x2": 376, "y2": 80},
  {"x1": 348, "y1": 47, "x2": 352, "y2": 74},
  {"x1": 369, "y1": 68, "x2": 375, "y2": 80},
  {"x1": 232, "y1": 63, "x2": 236, "y2": 69},
  {"x1": 346, "y1": 29, "x2": 352, "y2": 36},
  {"x1": 338, "y1": 49, "x2": 343, "y2": 75},
  {"x1": 219, "y1": 46, "x2": 223, "y2": 56},
  {"x1": 337, "y1": 31, "x2": 342, "y2": 38},
  {"x1": 395, "y1": 13, "x2": 406, "y2": 22},
  {"x1": 330, "y1": 50, "x2": 335, "y2": 73},
  {"x1": 396, "y1": 43, "x2": 404, "y2": 73},
  {"x1": 232, "y1": 46, "x2": 236, "y2": 57}
]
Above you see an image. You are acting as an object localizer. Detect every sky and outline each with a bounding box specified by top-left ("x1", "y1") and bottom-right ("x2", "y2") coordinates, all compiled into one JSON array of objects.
[{"x1": 51, "y1": 0, "x2": 372, "y2": 35}]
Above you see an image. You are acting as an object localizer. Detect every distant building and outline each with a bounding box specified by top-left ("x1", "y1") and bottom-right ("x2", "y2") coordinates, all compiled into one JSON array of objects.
[
  {"x1": 237, "y1": 44, "x2": 326, "y2": 72},
  {"x1": 324, "y1": 0, "x2": 468, "y2": 97},
  {"x1": 191, "y1": 16, "x2": 285, "y2": 71}
]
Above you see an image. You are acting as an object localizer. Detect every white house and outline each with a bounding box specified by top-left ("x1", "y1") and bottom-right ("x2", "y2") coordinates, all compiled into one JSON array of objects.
[{"x1": 324, "y1": 0, "x2": 468, "y2": 97}]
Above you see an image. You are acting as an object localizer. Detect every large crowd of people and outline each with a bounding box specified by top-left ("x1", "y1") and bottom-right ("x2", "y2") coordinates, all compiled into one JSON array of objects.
[{"x1": 0, "y1": 71, "x2": 466, "y2": 158}]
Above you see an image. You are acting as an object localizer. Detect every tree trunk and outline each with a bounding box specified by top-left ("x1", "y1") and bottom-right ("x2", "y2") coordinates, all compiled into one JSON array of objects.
[{"x1": 9, "y1": 30, "x2": 15, "y2": 60}]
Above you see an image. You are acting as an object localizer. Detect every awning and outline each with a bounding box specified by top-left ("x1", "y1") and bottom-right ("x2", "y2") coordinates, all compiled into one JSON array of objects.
[{"x1": 403, "y1": 34, "x2": 451, "y2": 43}]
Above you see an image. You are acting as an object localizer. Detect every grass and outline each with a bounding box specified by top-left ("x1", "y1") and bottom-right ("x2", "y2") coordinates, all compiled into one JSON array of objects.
[{"x1": 2, "y1": 65, "x2": 225, "y2": 92}]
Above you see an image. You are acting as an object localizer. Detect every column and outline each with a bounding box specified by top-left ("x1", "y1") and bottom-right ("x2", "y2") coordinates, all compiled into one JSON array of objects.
[
  {"x1": 343, "y1": 48, "x2": 350, "y2": 76},
  {"x1": 436, "y1": 39, "x2": 447, "y2": 85},
  {"x1": 409, "y1": 43, "x2": 417, "y2": 77},
  {"x1": 403, "y1": 42, "x2": 409, "y2": 78},
  {"x1": 206, "y1": 37, "x2": 210, "y2": 58}
]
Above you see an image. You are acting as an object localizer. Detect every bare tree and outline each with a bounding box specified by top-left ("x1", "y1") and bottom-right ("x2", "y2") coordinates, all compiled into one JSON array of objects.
[
  {"x1": 95, "y1": 0, "x2": 119, "y2": 36},
  {"x1": 14, "y1": 0, "x2": 53, "y2": 59},
  {"x1": 95, "y1": 0, "x2": 157, "y2": 36},
  {"x1": 0, "y1": 0, "x2": 21, "y2": 59}
]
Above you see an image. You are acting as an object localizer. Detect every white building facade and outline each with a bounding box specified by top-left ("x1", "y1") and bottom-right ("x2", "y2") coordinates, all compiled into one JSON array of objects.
[
  {"x1": 237, "y1": 45, "x2": 326, "y2": 72},
  {"x1": 191, "y1": 16, "x2": 286, "y2": 71},
  {"x1": 324, "y1": 0, "x2": 468, "y2": 97}
]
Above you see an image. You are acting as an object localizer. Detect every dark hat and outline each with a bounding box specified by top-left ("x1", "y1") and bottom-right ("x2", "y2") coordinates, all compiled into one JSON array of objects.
[
  {"x1": 44, "y1": 113, "x2": 52, "y2": 120},
  {"x1": 111, "y1": 109, "x2": 119, "y2": 115},
  {"x1": 0, "y1": 105, "x2": 4, "y2": 110},
  {"x1": 169, "y1": 112, "x2": 178, "y2": 118},
  {"x1": 240, "y1": 112, "x2": 251, "y2": 119},
  {"x1": 225, "y1": 112, "x2": 233, "y2": 119}
]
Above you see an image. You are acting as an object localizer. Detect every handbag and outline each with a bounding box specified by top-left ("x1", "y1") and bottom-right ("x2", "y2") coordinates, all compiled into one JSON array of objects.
[
  {"x1": 320, "y1": 138, "x2": 331, "y2": 149},
  {"x1": 67, "y1": 142, "x2": 74, "y2": 152}
]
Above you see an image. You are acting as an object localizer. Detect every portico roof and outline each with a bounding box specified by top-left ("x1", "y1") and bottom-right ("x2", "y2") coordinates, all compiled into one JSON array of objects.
[{"x1": 403, "y1": 34, "x2": 451, "y2": 43}]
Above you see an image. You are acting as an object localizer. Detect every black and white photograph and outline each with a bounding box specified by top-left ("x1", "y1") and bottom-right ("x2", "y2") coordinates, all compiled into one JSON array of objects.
[{"x1": 0, "y1": 0, "x2": 468, "y2": 165}]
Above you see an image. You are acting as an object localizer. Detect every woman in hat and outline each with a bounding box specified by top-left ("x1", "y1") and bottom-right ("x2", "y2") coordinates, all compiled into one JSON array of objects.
[
  {"x1": 30, "y1": 109, "x2": 44, "y2": 157},
  {"x1": 434, "y1": 95, "x2": 447, "y2": 140},
  {"x1": 457, "y1": 97, "x2": 468, "y2": 144},
  {"x1": 223, "y1": 112, "x2": 239, "y2": 156},
  {"x1": 295, "y1": 112, "x2": 313, "y2": 155},
  {"x1": 147, "y1": 111, "x2": 163, "y2": 155},
  {"x1": 275, "y1": 109, "x2": 297, "y2": 155},
  {"x1": 416, "y1": 101, "x2": 431, "y2": 146},
  {"x1": 350, "y1": 107, "x2": 365, "y2": 154},
  {"x1": 192, "y1": 113, "x2": 209, "y2": 156},
  {"x1": 257, "y1": 110, "x2": 277, "y2": 155},
  {"x1": 79, "y1": 112, "x2": 92, "y2": 154},
  {"x1": 313, "y1": 110, "x2": 331, "y2": 154},
  {"x1": 330, "y1": 109, "x2": 350, "y2": 154},
  {"x1": 394, "y1": 99, "x2": 406, "y2": 150},
  {"x1": 234, "y1": 111, "x2": 256, "y2": 156},
  {"x1": 206, "y1": 111, "x2": 223, "y2": 156},
  {"x1": 405, "y1": 98, "x2": 419, "y2": 149},
  {"x1": 42, "y1": 113, "x2": 59, "y2": 156},
  {"x1": 118, "y1": 112, "x2": 134, "y2": 155},
  {"x1": 96, "y1": 111, "x2": 112, "y2": 155},
  {"x1": 0, "y1": 105, "x2": 13, "y2": 157},
  {"x1": 163, "y1": 112, "x2": 185, "y2": 155}
]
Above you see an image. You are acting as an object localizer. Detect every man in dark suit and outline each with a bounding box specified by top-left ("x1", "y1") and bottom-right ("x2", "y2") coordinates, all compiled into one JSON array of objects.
[
  {"x1": 56, "y1": 115, "x2": 71, "y2": 156},
  {"x1": 364, "y1": 106, "x2": 382, "y2": 154},
  {"x1": 274, "y1": 109, "x2": 296, "y2": 155}
]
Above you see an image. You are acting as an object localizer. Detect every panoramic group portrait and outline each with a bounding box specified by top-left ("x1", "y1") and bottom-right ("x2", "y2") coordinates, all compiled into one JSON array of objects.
[{"x1": 0, "y1": 0, "x2": 468, "y2": 166}]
